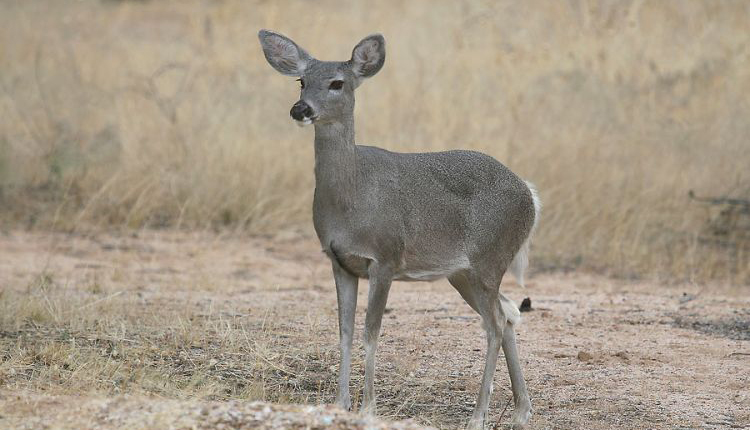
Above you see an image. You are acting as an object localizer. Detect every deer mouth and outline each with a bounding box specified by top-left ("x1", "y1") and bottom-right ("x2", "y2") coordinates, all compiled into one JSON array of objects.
[{"x1": 295, "y1": 116, "x2": 316, "y2": 127}]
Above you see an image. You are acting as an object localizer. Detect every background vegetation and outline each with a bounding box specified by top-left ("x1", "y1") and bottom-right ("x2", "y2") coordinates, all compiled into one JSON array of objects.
[{"x1": 1, "y1": 0, "x2": 748, "y2": 283}]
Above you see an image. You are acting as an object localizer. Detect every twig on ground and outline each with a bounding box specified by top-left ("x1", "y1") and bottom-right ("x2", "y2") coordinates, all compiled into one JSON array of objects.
[
  {"x1": 67, "y1": 291, "x2": 124, "y2": 314},
  {"x1": 495, "y1": 396, "x2": 513, "y2": 428}
]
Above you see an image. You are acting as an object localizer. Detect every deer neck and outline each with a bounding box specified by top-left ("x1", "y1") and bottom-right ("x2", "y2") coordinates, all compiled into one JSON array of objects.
[{"x1": 313, "y1": 115, "x2": 357, "y2": 210}]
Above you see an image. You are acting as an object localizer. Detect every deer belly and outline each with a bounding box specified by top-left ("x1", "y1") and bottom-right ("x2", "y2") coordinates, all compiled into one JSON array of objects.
[{"x1": 394, "y1": 255, "x2": 470, "y2": 282}]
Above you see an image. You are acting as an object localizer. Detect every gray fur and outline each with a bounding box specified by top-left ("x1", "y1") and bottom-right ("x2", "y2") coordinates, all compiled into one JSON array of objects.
[{"x1": 259, "y1": 29, "x2": 538, "y2": 429}]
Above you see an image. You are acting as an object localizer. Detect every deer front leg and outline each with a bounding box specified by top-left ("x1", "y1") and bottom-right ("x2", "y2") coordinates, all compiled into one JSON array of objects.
[
  {"x1": 362, "y1": 262, "x2": 393, "y2": 415},
  {"x1": 332, "y1": 261, "x2": 359, "y2": 411}
]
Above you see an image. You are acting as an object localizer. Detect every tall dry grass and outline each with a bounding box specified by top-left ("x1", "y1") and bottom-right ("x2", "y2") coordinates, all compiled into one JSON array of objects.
[{"x1": 1, "y1": 0, "x2": 748, "y2": 283}]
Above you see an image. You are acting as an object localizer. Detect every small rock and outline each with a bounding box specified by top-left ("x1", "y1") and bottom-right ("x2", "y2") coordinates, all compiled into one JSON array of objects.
[
  {"x1": 679, "y1": 292, "x2": 697, "y2": 304},
  {"x1": 614, "y1": 351, "x2": 630, "y2": 361}
]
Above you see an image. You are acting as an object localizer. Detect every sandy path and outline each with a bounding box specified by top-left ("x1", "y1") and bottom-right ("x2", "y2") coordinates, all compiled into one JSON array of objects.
[{"x1": 0, "y1": 230, "x2": 748, "y2": 429}]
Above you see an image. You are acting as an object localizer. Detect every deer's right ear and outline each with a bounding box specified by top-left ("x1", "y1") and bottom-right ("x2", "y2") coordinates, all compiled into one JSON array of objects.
[
  {"x1": 258, "y1": 30, "x2": 311, "y2": 76},
  {"x1": 350, "y1": 34, "x2": 385, "y2": 80}
]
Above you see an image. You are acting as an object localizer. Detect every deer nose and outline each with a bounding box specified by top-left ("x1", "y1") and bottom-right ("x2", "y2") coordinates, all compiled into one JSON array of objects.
[{"x1": 290, "y1": 100, "x2": 314, "y2": 121}]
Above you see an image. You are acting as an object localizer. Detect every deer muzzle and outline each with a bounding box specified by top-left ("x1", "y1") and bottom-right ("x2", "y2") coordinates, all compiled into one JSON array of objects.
[{"x1": 290, "y1": 100, "x2": 315, "y2": 126}]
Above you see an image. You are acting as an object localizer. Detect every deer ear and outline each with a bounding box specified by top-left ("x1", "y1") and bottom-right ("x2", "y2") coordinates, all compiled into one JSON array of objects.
[
  {"x1": 350, "y1": 34, "x2": 385, "y2": 80},
  {"x1": 258, "y1": 30, "x2": 311, "y2": 76}
]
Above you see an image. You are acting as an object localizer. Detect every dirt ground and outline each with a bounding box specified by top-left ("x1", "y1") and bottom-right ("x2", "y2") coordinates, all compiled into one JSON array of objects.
[{"x1": 0, "y1": 230, "x2": 748, "y2": 429}]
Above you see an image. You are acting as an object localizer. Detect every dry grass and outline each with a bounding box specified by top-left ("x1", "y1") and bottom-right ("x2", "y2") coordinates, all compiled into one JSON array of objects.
[
  {"x1": 0, "y1": 240, "x2": 323, "y2": 406},
  {"x1": 1, "y1": 0, "x2": 749, "y2": 283}
]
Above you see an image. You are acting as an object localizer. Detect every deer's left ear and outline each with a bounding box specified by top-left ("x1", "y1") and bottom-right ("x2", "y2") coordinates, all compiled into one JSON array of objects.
[
  {"x1": 258, "y1": 29, "x2": 312, "y2": 76},
  {"x1": 350, "y1": 34, "x2": 385, "y2": 80}
]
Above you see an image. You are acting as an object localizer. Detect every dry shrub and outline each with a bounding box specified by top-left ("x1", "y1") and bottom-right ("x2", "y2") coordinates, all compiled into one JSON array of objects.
[{"x1": 0, "y1": 0, "x2": 748, "y2": 283}]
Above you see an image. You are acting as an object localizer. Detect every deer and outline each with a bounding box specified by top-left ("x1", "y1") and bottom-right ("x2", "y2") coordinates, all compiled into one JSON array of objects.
[{"x1": 258, "y1": 29, "x2": 540, "y2": 429}]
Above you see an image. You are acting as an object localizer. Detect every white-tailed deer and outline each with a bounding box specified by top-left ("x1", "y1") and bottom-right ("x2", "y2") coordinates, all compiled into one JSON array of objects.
[{"x1": 259, "y1": 30, "x2": 540, "y2": 429}]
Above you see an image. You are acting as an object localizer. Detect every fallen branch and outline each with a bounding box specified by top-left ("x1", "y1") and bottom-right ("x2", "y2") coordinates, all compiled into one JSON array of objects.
[{"x1": 688, "y1": 190, "x2": 750, "y2": 208}]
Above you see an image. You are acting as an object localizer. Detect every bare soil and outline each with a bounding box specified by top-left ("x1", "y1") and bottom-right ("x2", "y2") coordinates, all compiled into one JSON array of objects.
[{"x1": 0, "y1": 230, "x2": 748, "y2": 429}]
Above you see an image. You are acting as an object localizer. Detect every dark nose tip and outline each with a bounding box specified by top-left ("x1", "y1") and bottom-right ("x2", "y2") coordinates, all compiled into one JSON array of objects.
[{"x1": 290, "y1": 100, "x2": 314, "y2": 121}]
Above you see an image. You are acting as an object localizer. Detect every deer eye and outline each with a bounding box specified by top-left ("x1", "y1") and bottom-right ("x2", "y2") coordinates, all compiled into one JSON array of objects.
[
  {"x1": 297, "y1": 78, "x2": 305, "y2": 89},
  {"x1": 329, "y1": 80, "x2": 344, "y2": 90}
]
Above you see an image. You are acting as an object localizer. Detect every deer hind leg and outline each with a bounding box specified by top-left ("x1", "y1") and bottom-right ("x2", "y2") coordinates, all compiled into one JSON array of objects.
[
  {"x1": 501, "y1": 319, "x2": 532, "y2": 428},
  {"x1": 450, "y1": 272, "x2": 505, "y2": 430}
]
